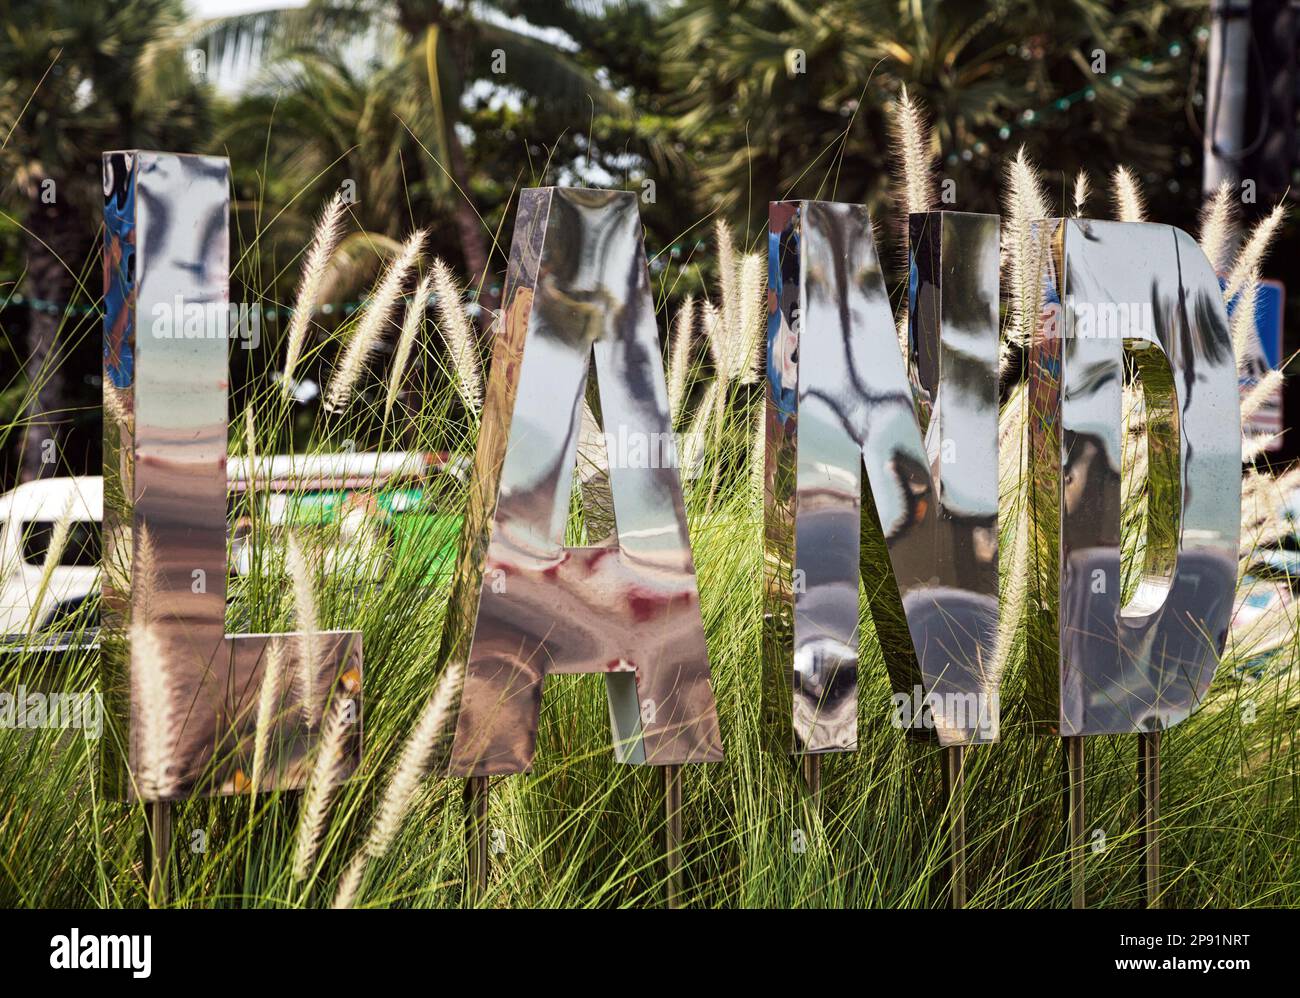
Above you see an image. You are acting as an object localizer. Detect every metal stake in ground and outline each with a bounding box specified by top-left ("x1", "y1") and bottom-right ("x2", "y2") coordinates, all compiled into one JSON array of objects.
[
  {"x1": 1062, "y1": 735, "x2": 1086, "y2": 908},
  {"x1": 801, "y1": 754, "x2": 822, "y2": 809},
  {"x1": 664, "y1": 765, "x2": 684, "y2": 908},
  {"x1": 1137, "y1": 731, "x2": 1161, "y2": 908},
  {"x1": 144, "y1": 801, "x2": 172, "y2": 907},
  {"x1": 941, "y1": 745, "x2": 968, "y2": 908},
  {"x1": 464, "y1": 776, "x2": 490, "y2": 902}
]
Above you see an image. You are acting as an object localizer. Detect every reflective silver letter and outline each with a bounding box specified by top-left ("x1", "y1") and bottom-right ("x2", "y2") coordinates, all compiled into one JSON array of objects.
[
  {"x1": 440, "y1": 187, "x2": 723, "y2": 775},
  {"x1": 763, "y1": 202, "x2": 1001, "y2": 752},
  {"x1": 1027, "y1": 219, "x2": 1240, "y2": 734},
  {"x1": 102, "y1": 151, "x2": 362, "y2": 800}
]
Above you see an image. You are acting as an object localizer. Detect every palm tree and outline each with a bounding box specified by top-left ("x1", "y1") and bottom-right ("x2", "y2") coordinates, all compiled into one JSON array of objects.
[
  {"x1": 0, "y1": 0, "x2": 207, "y2": 482},
  {"x1": 664, "y1": 0, "x2": 1205, "y2": 235},
  {"x1": 200, "y1": 0, "x2": 636, "y2": 317}
]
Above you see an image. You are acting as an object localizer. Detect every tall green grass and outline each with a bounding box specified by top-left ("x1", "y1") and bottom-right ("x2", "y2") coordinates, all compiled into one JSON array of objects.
[
  {"x1": 1, "y1": 315, "x2": 1296, "y2": 907},
  {"x1": 1, "y1": 133, "x2": 1297, "y2": 908}
]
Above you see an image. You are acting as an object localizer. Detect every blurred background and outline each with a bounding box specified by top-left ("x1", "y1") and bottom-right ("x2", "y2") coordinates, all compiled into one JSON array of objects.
[{"x1": 2, "y1": 0, "x2": 1297, "y2": 489}]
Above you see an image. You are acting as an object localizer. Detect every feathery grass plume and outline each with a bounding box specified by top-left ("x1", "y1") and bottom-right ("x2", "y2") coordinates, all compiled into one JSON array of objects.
[
  {"x1": 331, "y1": 661, "x2": 463, "y2": 907},
  {"x1": 291, "y1": 694, "x2": 356, "y2": 882},
  {"x1": 1258, "y1": 467, "x2": 1300, "y2": 530},
  {"x1": 1241, "y1": 466, "x2": 1300, "y2": 554},
  {"x1": 893, "y1": 86, "x2": 936, "y2": 217},
  {"x1": 991, "y1": 496, "x2": 1031, "y2": 678},
  {"x1": 681, "y1": 379, "x2": 719, "y2": 477},
  {"x1": 130, "y1": 620, "x2": 176, "y2": 801},
  {"x1": 1198, "y1": 180, "x2": 1238, "y2": 274},
  {"x1": 324, "y1": 229, "x2": 426, "y2": 414},
  {"x1": 1242, "y1": 368, "x2": 1284, "y2": 422},
  {"x1": 716, "y1": 221, "x2": 738, "y2": 353},
  {"x1": 103, "y1": 384, "x2": 129, "y2": 429},
  {"x1": 365, "y1": 661, "x2": 462, "y2": 856},
  {"x1": 251, "y1": 638, "x2": 287, "y2": 795},
  {"x1": 701, "y1": 298, "x2": 723, "y2": 373},
  {"x1": 1242, "y1": 432, "x2": 1280, "y2": 464},
  {"x1": 997, "y1": 384, "x2": 1027, "y2": 487},
  {"x1": 1072, "y1": 170, "x2": 1090, "y2": 217},
  {"x1": 667, "y1": 294, "x2": 694, "y2": 428},
  {"x1": 709, "y1": 225, "x2": 763, "y2": 385},
  {"x1": 135, "y1": 524, "x2": 161, "y2": 623},
  {"x1": 1003, "y1": 147, "x2": 1051, "y2": 351},
  {"x1": 1112, "y1": 166, "x2": 1146, "y2": 222},
  {"x1": 1230, "y1": 269, "x2": 1261, "y2": 373},
  {"x1": 283, "y1": 193, "x2": 347, "y2": 397},
  {"x1": 702, "y1": 247, "x2": 765, "y2": 389},
  {"x1": 26, "y1": 497, "x2": 74, "y2": 630},
  {"x1": 1225, "y1": 203, "x2": 1286, "y2": 303},
  {"x1": 891, "y1": 88, "x2": 936, "y2": 359},
  {"x1": 749, "y1": 399, "x2": 766, "y2": 505},
  {"x1": 385, "y1": 269, "x2": 434, "y2": 419},
  {"x1": 737, "y1": 252, "x2": 767, "y2": 384},
  {"x1": 1239, "y1": 476, "x2": 1277, "y2": 554},
  {"x1": 332, "y1": 854, "x2": 368, "y2": 910},
  {"x1": 430, "y1": 257, "x2": 483, "y2": 414},
  {"x1": 286, "y1": 535, "x2": 321, "y2": 728}
]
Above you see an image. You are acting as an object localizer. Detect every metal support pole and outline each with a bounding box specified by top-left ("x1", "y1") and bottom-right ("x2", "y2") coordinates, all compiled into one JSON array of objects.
[
  {"x1": 801, "y1": 753, "x2": 822, "y2": 809},
  {"x1": 942, "y1": 745, "x2": 967, "y2": 908},
  {"x1": 1137, "y1": 731, "x2": 1161, "y2": 908},
  {"x1": 1203, "y1": 0, "x2": 1252, "y2": 197},
  {"x1": 664, "y1": 765, "x2": 683, "y2": 908},
  {"x1": 464, "y1": 776, "x2": 489, "y2": 903},
  {"x1": 1062, "y1": 736, "x2": 1086, "y2": 909},
  {"x1": 144, "y1": 801, "x2": 172, "y2": 907}
]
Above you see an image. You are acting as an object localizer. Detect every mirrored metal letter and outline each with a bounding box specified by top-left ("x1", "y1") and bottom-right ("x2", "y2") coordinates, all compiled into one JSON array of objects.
[
  {"x1": 102, "y1": 151, "x2": 362, "y2": 800},
  {"x1": 762, "y1": 202, "x2": 1001, "y2": 752},
  {"x1": 440, "y1": 187, "x2": 723, "y2": 776},
  {"x1": 1027, "y1": 219, "x2": 1240, "y2": 735}
]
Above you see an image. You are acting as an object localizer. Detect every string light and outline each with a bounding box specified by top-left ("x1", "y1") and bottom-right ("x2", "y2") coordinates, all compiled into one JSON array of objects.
[{"x1": 945, "y1": 35, "x2": 1199, "y2": 167}]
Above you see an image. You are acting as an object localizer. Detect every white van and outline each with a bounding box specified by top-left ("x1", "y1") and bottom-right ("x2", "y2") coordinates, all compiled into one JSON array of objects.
[
  {"x1": 0, "y1": 452, "x2": 458, "y2": 639},
  {"x1": 0, "y1": 476, "x2": 102, "y2": 636}
]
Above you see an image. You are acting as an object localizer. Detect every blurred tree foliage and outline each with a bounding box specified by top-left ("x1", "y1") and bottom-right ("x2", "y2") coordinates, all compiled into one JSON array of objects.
[
  {"x1": 664, "y1": 0, "x2": 1210, "y2": 243},
  {"x1": 0, "y1": 0, "x2": 207, "y2": 484},
  {"x1": 0, "y1": 0, "x2": 1249, "y2": 484},
  {"x1": 205, "y1": 1, "x2": 689, "y2": 313},
  {"x1": 208, "y1": 0, "x2": 1216, "y2": 311}
]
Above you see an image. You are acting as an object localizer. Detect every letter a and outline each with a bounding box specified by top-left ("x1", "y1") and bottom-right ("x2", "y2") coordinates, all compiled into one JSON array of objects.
[{"x1": 440, "y1": 188, "x2": 723, "y2": 774}]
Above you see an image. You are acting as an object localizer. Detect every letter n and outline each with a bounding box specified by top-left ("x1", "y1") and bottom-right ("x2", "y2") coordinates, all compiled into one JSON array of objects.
[
  {"x1": 1027, "y1": 219, "x2": 1239, "y2": 734},
  {"x1": 763, "y1": 202, "x2": 1002, "y2": 751},
  {"x1": 440, "y1": 188, "x2": 723, "y2": 774}
]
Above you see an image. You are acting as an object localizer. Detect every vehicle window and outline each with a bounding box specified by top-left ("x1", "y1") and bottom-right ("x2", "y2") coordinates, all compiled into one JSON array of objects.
[{"x1": 20, "y1": 520, "x2": 101, "y2": 567}]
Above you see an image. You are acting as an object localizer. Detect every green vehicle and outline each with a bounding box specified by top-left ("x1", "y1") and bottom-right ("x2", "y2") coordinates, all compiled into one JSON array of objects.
[{"x1": 230, "y1": 452, "x2": 467, "y2": 587}]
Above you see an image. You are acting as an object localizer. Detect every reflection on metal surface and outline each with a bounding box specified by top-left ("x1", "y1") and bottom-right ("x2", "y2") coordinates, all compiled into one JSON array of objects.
[
  {"x1": 102, "y1": 151, "x2": 362, "y2": 801},
  {"x1": 763, "y1": 203, "x2": 1001, "y2": 752},
  {"x1": 440, "y1": 187, "x2": 722, "y2": 776},
  {"x1": 1027, "y1": 219, "x2": 1240, "y2": 736}
]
